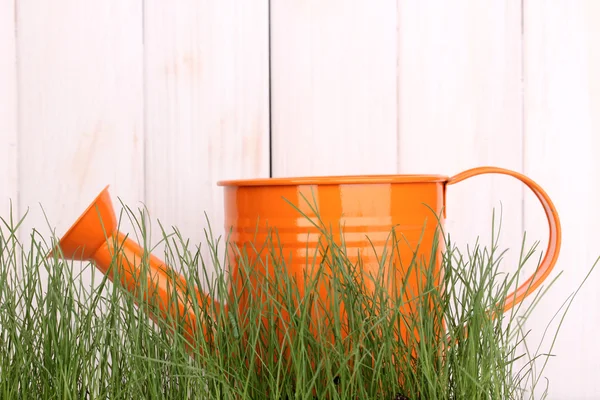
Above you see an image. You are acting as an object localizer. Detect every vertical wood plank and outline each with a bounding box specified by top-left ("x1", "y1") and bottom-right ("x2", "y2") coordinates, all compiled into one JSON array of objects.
[
  {"x1": 17, "y1": 1, "x2": 144, "y2": 251},
  {"x1": 397, "y1": 1, "x2": 524, "y2": 276},
  {"x1": 0, "y1": 0, "x2": 18, "y2": 226},
  {"x1": 270, "y1": 0, "x2": 398, "y2": 176},
  {"x1": 144, "y1": 1, "x2": 270, "y2": 266},
  {"x1": 523, "y1": 1, "x2": 600, "y2": 397}
]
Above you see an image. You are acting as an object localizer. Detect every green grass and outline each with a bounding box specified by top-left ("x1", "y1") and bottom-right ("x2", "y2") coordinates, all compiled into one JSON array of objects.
[{"x1": 0, "y1": 198, "x2": 596, "y2": 399}]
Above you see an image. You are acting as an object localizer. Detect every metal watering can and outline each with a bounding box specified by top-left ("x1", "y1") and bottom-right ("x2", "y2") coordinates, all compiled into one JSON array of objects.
[{"x1": 51, "y1": 166, "x2": 561, "y2": 354}]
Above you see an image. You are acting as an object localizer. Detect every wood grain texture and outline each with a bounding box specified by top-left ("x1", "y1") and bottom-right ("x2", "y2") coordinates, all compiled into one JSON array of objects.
[
  {"x1": 144, "y1": 0, "x2": 270, "y2": 266},
  {"x1": 0, "y1": 0, "x2": 18, "y2": 227},
  {"x1": 270, "y1": 0, "x2": 398, "y2": 176},
  {"x1": 16, "y1": 1, "x2": 144, "y2": 246},
  {"x1": 397, "y1": 1, "x2": 524, "y2": 277},
  {"x1": 523, "y1": 1, "x2": 600, "y2": 397}
]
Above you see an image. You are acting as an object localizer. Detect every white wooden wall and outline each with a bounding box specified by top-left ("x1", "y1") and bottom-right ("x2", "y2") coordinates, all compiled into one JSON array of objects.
[{"x1": 1, "y1": 1, "x2": 599, "y2": 397}]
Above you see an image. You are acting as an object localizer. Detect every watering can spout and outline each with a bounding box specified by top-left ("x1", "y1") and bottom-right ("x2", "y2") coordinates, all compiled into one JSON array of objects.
[
  {"x1": 50, "y1": 186, "x2": 222, "y2": 349},
  {"x1": 49, "y1": 185, "x2": 117, "y2": 262}
]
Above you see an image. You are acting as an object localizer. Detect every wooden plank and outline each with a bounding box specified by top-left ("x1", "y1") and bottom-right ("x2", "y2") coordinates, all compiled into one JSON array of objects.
[
  {"x1": 397, "y1": 1, "x2": 524, "y2": 277},
  {"x1": 17, "y1": 1, "x2": 144, "y2": 256},
  {"x1": 523, "y1": 1, "x2": 600, "y2": 397},
  {"x1": 144, "y1": 0, "x2": 270, "y2": 266},
  {"x1": 270, "y1": 0, "x2": 398, "y2": 177},
  {"x1": 0, "y1": 0, "x2": 18, "y2": 228}
]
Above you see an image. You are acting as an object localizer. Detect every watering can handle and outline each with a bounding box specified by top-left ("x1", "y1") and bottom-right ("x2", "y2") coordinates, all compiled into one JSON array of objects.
[{"x1": 447, "y1": 166, "x2": 562, "y2": 312}]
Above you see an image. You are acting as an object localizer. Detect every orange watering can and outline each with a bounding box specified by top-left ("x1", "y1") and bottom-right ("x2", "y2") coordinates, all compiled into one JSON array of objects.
[{"x1": 50, "y1": 166, "x2": 560, "y2": 354}]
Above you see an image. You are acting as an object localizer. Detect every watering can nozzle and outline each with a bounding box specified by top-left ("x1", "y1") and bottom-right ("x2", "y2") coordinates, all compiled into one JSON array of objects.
[
  {"x1": 48, "y1": 185, "x2": 116, "y2": 261},
  {"x1": 51, "y1": 185, "x2": 222, "y2": 350}
]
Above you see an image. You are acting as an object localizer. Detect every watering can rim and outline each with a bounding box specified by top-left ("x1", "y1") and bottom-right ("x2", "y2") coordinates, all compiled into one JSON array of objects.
[{"x1": 217, "y1": 174, "x2": 449, "y2": 187}]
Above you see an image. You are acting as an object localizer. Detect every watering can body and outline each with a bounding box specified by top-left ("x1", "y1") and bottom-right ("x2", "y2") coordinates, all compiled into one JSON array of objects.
[{"x1": 51, "y1": 166, "x2": 561, "y2": 354}]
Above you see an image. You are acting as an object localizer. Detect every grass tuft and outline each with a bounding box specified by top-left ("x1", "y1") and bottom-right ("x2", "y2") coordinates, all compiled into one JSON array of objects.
[{"x1": 0, "y1": 198, "x2": 596, "y2": 399}]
